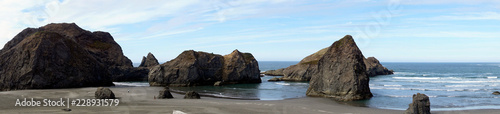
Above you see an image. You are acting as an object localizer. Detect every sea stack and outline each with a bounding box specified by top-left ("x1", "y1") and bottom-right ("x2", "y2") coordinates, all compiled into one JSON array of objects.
[
  {"x1": 139, "y1": 52, "x2": 160, "y2": 67},
  {"x1": 266, "y1": 38, "x2": 392, "y2": 81},
  {"x1": 405, "y1": 93, "x2": 431, "y2": 114},
  {"x1": 365, "y1": 57, "x2": 394, "y2": 77},
  {"x1": 306, "y1": 35, "x2": 373, "y2": 101},
  {"x1": 148, "y1": 49, "x2": 261, "y2": 87},
  {"x1": 0, "y1": 23, "x2": 121, "y2": 90}
]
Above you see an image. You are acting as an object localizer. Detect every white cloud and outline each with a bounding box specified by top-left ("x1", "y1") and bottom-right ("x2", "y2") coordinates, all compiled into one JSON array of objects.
[{"x1": 0, "y1": 0, "x2": 301, "y2": 46}]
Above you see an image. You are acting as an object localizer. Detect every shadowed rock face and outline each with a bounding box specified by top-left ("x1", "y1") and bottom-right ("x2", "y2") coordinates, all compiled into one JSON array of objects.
[
  {"x1": 306, "y1": 35, "x2": 373, "y2": 101},
  {"x1": 148, "y1": 50, "x2": 261, "y2": 87},
  {"x1": 0, "y1": 23, "x2": 139, "y2": 90},
  {"x1": 139, "y1": 52, "x2": 160, "y2": 67}
]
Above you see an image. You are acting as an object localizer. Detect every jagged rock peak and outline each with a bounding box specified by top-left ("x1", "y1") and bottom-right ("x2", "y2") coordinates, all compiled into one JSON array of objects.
[
  {"x1": 139, "y1": 52, "x2": 160, "y2": 67},
  {"x1": 306, "y1": 35, "x2": 373, "y2": 101}
]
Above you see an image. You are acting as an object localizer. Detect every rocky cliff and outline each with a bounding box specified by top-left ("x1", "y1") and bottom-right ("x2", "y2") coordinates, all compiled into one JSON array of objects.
[
  {"x1": 139, "y1": 52, "x2": 160, "y2": 67},
  {"x1": 306, "y1": 35, "x2": 373, "y2": 101},
  {"x1": 148, "y1": 50, "x2": 261, "y2": 87},
  {"x1": 0, "y1": 23, "x2": 124, "y2": 90}
]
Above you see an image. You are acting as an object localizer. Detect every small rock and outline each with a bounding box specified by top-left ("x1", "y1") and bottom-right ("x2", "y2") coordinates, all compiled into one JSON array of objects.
[
  {"x1": 184, "y1": 91, "x2": 201, "y2": 99},
  {"x1": 268, "y1": 77, "x2": 281, "y2": 82},
  {"x1": 95, "y1": 87, "x2": 115, "y2": 99},
  {"x1": 405, "y1": 93, "x2": 431, "y2": 114},
  {"x1": 158, "y1": 88, "x2": 174, "y2": 99},
  {"x1": 214, "y1": 81, "x2": 223, "y2": 86},
  {"x1": 493, "y1": 91, "x2": 500, "y2": 95}
]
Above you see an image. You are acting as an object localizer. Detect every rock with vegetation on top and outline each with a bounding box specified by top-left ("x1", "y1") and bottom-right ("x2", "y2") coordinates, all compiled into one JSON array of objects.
[
  {"x1": 184, "y1": 91, "x2": 201, "y2": 99},
  {"x1": 405, "y1": 93, "x2": 431, "y2": 114},
  {"x1": 158, "y1": 88, "x2": 174, "y2": 99},
  {"x1": 306, "y1": 35, "x2": 373, "y2": 101},
  {"x1": 149, "y1": 50, "x2": 261, "y2": 87},
  {"x1": 95, "y1": 87, "x2": 116, "y2": 99},
  {"x1": 139, "y1": 52, "x2": 160, "y2": 67},
  {"x1": 262, "y1": 68, "x2": 285, "y2": 76}
]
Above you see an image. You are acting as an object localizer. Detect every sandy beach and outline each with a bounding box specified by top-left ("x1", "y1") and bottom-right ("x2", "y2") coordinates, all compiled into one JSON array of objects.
[{"x1": 0, "y1": 86, "x2": 498, "y2": 114}]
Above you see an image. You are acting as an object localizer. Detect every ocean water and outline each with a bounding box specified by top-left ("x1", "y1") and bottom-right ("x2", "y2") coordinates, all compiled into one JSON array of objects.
[
  {"x1": 118, "y1": 62, "x2": 500, "y2": 110},
  {"x1": 364, "y1": 63, "x2": 500, "y2": 110}
]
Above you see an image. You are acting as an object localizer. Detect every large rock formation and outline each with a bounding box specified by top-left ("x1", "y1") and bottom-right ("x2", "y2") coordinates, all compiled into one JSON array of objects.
[
  {"x1": 306, "y1": 35, "x2": 373, "y2": 101},
  {"x1": 269, "y1": 41, "x2": 392, "y2": 81},
  {"x1": 0, "y1": 23, "x2": 121, "y2": 90},
  {"x1": 139, "y1": 52, "x2": 160, "y2": 67},
  {"x1": 405, "y1": 93, "x2": 431, "y2": 114},
  {"x1": 149, "y1": 50, "x2": 261, "y2": 87}
]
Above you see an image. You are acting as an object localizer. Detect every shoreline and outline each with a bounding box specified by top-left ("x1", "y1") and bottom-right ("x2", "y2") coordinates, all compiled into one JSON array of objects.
[{"x1": 1, "y1": 86, "x2": 499, "y2": 113}]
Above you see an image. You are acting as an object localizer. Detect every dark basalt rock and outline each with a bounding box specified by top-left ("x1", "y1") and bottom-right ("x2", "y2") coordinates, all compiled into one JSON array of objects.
[
  {"x1": 184, "y1": 91, "x2": 201, "y2": 99},
  {"x1": 0, "y1": 23, "x2": 146, "y2": 90},
  {"x1": 405, "y1": 93, "x2": 431, "y2": 114},
  {"x1": 95, "y1": 87, "x2": 115, "y2": 99},
  {"x1": 139, "y1": 52, "x2": 159, "y2": 67},
  {"x1": 158, "y1": 88, "x2": 174, "y2": 99},
  {"x1": 493, "y1": 91, "x2": 500, "y2": 95},
  {"x1": 148, "y1": 49, "x2": 261, "y2": 87},
  {"x1": 306, "y1": 35, "x2": 373, "y2": 101},
  {"x1": 110, "y1": 67, "x2": 149, "y2": 82}
]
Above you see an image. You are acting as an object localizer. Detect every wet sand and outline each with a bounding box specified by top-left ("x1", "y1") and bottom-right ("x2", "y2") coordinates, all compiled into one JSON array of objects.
[{"x1": 0, "y1": 86, "x2": 498, "y2": 114}]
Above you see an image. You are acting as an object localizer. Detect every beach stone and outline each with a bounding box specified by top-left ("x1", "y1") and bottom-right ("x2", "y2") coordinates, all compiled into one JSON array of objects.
[
  {"x1": 306, "y1": 35, "x2": 373, "y2": 101},
  {"x1": 149, "y1": 49, "x2": 261, "y2": 87},
  {"x1": 405, "y1": 93, "x2": 431, "y2": 114},
  {"x1": 139, "y1": 52, "x2": 160, "y2": 67},
  {"x1": 214, "y1": 81, "x2": 223, "y2": 86},
  {"x1": 493, "y1": 91, "x2": 500, "y2": 95},
  {"x1": 364, "y1": 57, "x2": 394, "y2": 77},
  {"x1": 267, "y1": 77, "x2": 281, "y2": 82},
  {"x1": 95, "y1": 87, "x2": 115, "y2": 99},
  {"x1": 184, "y1": 91, "x2": 201, "y2": 99},
  {"x1": 158, "y1": 88, "x2": 174, "y2": 99},
  {"x1": 263, "y1": 68, "x2": 285, "y2": 76}
]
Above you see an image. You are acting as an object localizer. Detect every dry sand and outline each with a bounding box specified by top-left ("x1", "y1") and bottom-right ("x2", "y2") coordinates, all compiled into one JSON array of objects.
[{"x1": 0, "y1": 86, "x2": 498, "y2": 114}]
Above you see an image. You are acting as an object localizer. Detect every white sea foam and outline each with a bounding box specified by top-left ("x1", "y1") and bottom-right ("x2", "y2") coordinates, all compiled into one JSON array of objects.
[
  {"x1": 445, "y1": 85, "x2": 485, "y2": 87},
  {"x1": 487, "y1": 76, "x2": 497, "y2": 79},
  {"x1": 383, "y1": 85, "x2": 402, "y2": 87},
  {"x1": 393, "y1": 77, "x2": 440, "y2": 80},
  {"x1": 113, "y1": 82, "x2": 149, "y2": 87},
  {"x1": 275, "y1": 82, "x2": 290, "y2": 86}
]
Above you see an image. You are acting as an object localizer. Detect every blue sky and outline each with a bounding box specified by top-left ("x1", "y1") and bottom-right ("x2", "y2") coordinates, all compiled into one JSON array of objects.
[{"x1": 0, "y1": 0, "x2": 499, "y2": 63}]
